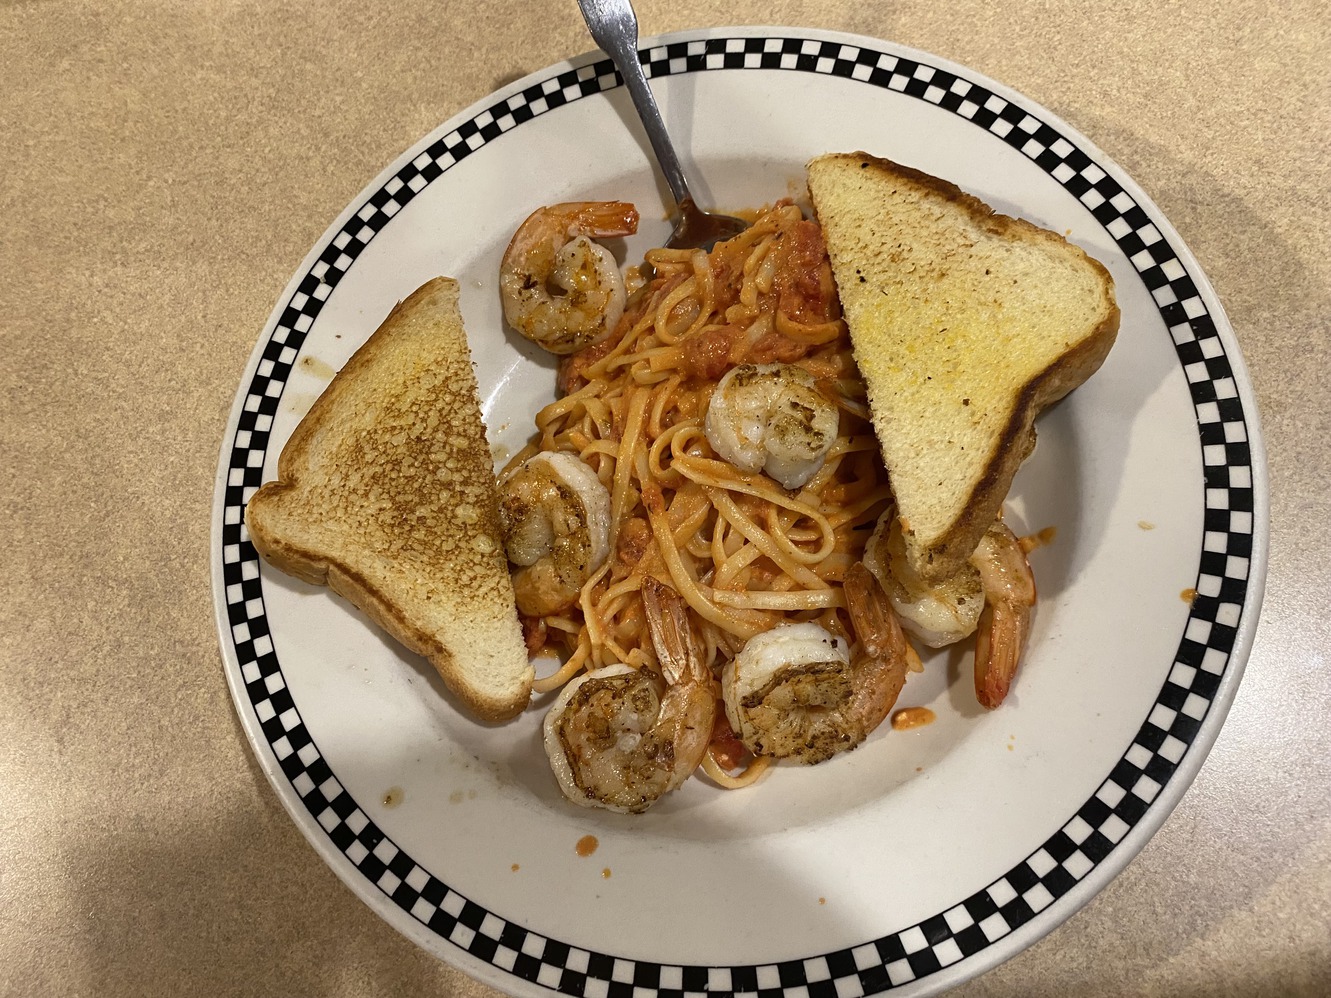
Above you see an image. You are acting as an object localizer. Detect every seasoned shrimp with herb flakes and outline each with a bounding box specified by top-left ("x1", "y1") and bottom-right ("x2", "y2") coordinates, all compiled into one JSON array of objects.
[
  {"x1": 864, "y1": 508, "x2": 1036, "y2": 709},
  {"x1": 497, "y1": 450, "x2": 611, "y2": 618},
  {"x1": 722, "y1": 563, "x2": 911, "y2": 765},
  {"x1": 704, "y1": 362, "x2": 840, "y2": 490},
  {"x1": 542, "y1": 577, "x2": 715, "y2": 813},
  {"x1": 499, "y1": 201, "x2": 639, "y2": 354}
]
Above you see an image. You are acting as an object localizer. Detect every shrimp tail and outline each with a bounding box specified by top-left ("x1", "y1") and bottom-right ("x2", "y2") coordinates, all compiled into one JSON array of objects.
[
  {"x1": 506, "y1": 201, "x2": 639, "y2": 258},
  {"x1": 970, "y1": 521, "x2": 1037, "y2": 710},
  {"x1": 844, "y1": 561, "x2": 907, "y2": 665},
  {"x1": 844, "y1": 561, "x2": 910, "y2": 734},
  {"x1": 642, "y1": 575, "x2": 705, "y2": 686},
  {"x1": 973, "y1": 601, "x2": 1032, "y2": 709}
]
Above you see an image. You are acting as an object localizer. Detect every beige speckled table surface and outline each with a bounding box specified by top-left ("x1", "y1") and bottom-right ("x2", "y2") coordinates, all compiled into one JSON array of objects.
[{"x1": 3, "y1": 1, "x2": 1329, "y2": 995}]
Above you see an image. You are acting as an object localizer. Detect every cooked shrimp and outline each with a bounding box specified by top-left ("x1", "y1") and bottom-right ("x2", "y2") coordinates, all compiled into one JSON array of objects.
[
  {"x1": 863, "y1": 508, "x2": 984, "y2": 648},
  {"x1": 541, "y1": 577, "x2": 716, "y2": 813},
  {"x1": 498, "y1": 451, "x2": 611, "y2": 617},
  {"x1": 704, "y1": 362, "x2": 840, "y2": 489},
  {"x1": 863, "y1": 509, "x2": 1036, "y2": 709},
  {"x1": 721, "y1": 563, "x2": 909, "y2": 764},
  {"x1": 499, "y1": 201, "x2": 639, "y2": 354},
  {"x1": 970, "y1": 520, "x2": 1037, "y2": 710}
]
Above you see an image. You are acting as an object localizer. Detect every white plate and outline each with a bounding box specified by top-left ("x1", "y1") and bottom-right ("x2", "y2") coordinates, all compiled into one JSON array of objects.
[{"x1": 212, "y1": 26, "x2": 1268, "y2": 997}]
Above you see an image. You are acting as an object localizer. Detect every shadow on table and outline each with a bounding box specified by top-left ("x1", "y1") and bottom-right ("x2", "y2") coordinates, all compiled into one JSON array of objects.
[{"x1": 60, "y1": 741, "x2": 474, "y2": 997}]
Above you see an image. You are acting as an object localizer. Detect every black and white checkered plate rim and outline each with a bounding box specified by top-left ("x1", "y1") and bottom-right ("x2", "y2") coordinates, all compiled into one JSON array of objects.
[{"x1": 216, "y1": 30, "x2": 1262, "y2": 998}]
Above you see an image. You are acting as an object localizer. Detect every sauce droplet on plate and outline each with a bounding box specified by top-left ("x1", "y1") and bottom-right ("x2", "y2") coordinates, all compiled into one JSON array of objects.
[
  {"x1": 576, "y1": 834, "x2": 598, "y2": 857},
  {"x1": 891, "y1": 707, "x2": 936, "y2": 731},
  {"x1": 1019, "y1": 525, "x2": 1057, "y2": 554},
  {"x1": 382, "y1": 786, "x2": 404, "y2": 808},
  {"x1": 1180, "y1": 587, "x2": 1197, "y2": 603}
]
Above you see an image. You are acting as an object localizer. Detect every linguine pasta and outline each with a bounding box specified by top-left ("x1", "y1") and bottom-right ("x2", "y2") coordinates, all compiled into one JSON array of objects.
[{"x1": 505, "y1": 202, "x2": 893, "y2": 785}]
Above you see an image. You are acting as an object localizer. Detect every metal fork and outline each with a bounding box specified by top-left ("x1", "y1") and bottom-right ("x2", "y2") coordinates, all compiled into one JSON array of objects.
[{"x1": 575, "y1": 0, "x2": 748, "y2": 250}]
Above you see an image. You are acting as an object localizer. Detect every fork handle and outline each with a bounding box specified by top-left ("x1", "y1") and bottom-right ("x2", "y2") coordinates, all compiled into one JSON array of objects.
[{"x1": 576, "y1": 0, "x2": 692, "y2": 207}]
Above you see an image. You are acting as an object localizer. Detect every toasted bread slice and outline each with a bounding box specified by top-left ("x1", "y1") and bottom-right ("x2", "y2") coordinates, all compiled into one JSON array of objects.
[
  {"x1": 245, "y1": 277, "x2": 533, "y2": 721},
  {"x1": 808, "y1": 152, "x2": 1119, "y2": 581}
]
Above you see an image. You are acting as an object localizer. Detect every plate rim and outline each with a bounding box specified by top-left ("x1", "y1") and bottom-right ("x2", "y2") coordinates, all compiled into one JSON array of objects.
[{"x1": 211, "y1": 24, "x2": 1269, "y2": 997}]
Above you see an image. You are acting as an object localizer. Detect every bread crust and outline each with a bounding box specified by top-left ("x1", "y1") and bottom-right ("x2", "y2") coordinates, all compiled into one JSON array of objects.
[
  {"x1": 245, "y1": 277, "x2": 533, "y2": 722},
  {"x1": 809, "y1": 152, "x2": 1120, "y2": 580}
]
